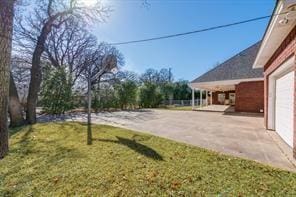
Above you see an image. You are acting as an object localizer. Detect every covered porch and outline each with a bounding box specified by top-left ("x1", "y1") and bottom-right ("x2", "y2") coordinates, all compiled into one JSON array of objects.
[{"x1": 189, "y1": 80, "x2": 237, "y2": 111}]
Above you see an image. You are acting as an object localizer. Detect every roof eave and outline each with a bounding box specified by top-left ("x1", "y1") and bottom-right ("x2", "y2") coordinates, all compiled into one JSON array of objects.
[
  {"x1": 190, "y1": 77, "x2": 264, "y2": 91},
  {"x1": 253, "y1": 0, "x2": 296, "y2": 68}
]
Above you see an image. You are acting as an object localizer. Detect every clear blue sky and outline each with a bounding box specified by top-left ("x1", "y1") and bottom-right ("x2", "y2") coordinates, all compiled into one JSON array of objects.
[{"x1": 93, "y1": 0, "x2": 276, "y2": 81}]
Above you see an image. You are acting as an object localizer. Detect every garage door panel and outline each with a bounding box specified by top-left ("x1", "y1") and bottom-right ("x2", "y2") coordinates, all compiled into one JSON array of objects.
[{"x1": 275, "y1": 71, "x2": 294, "y2": 147}]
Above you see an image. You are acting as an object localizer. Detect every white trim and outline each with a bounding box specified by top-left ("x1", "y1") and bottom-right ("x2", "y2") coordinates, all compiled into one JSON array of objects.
[
  {"x1": 253, "y1": 1, "x2": 284, "y2": 68},
  {"x1": 267, "y1": 56, "x2": 295, "y2": 130},
  {"x1": 253, "y1": 0, "x2": 296, "y2": 68},
  {"x1": 190, "y1": 77, "x2": 264, "y2": 89}
]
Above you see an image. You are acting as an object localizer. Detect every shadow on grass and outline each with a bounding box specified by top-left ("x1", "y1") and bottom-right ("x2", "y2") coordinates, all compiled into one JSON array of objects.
[
  {"x1": 19, "y1": 126, "x2": 34, "y2": 143},
  {"x1": 9, "y1": 125, "x2": 31, "y2": 137},
  {"x1": 3, "y1": 125, "x2": 85, "y2": 191},
  {"x1": 94, "y1": 136, "x2": 163, "y2": 161}
]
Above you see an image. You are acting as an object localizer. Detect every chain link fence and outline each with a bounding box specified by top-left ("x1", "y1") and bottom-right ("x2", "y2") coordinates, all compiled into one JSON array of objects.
[{"x1": 161, "y1": 99, "x2": 208, "y2": 106}]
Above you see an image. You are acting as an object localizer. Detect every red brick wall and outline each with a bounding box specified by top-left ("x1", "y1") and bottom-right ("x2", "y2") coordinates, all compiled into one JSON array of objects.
[
  {"x1": 263, "y1": 25, "x2": 296, "y2": 157},
  {"x1": 235, "y1": 81, "x2": 264, "y2": 113},
  {"x1": 212, "y1": 91, "x2": 235, "y2": 105}
]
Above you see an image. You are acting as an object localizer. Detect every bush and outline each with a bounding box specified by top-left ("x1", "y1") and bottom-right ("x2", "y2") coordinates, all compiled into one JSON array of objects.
[
  {"x1": 92, "y1": 86, "x2": 119, "y2": 111},
  {"x1": 115, "y1": 80, "x2": 138, "y2": 109},
  {"x1": 40, "y1": 67, "x2": 74, "y2": 115},
  {"x1": 139, "y1": 83, "x2": 162, "y2": 108}
]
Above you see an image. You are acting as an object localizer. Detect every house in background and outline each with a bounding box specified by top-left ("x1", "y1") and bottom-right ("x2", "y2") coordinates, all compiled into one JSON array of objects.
[
  {"x1": 190, "y1": 42, "x2": 264, "y2": 113},
  {"x1": 253, "y1": 0, "x2": 296, "y2": 157}
]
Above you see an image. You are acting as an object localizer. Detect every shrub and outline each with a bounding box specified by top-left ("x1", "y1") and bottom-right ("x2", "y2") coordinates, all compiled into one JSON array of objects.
[
  {"x1": 115, "y1": 80, "x2": 138, "y2": 109},
  {"x1": 139, "y1": 83, "x2": 162, "y2": 108},
  {"x1": 40, "y1": 67, "x2": 74, "y2": 115}
]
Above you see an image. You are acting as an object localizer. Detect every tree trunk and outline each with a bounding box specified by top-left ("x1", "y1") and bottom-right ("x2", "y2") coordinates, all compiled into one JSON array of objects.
[
  {"x1": 25, "y1": 12, "x2": 69, "y2": 124},
  {"x1": 26, "y1": 24, "x2": 53, "y2": 124},
  {"x1": 87, "y1": 68, "x2": 92, "y2": 145},
  {"x1": 25, "y1": 9, "x2": 75, "y2": 124},
  {"x1": 26, "y1": 46, "x2": 43, "y2": 124},
  {"x1": 9, "y1": 74, "x2": 25, "y2": 127},
  {"x1": 0, "y1": 0, "x2": 15, "y2": 159}
]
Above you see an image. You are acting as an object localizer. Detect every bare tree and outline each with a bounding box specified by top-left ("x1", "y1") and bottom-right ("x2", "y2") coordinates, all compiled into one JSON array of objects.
[
  {"x1": 14, "y1": 0, "x2": 110, "y2": 124},
  {"x1": 45, "y1": 19, "x2": 97, "y2": 86},
  {"x1": 0, "y1": 0, "x2": 16, "y2": 158},
  {"x1": 140, "y1": 68, "x2": 159, "y2": 84}
]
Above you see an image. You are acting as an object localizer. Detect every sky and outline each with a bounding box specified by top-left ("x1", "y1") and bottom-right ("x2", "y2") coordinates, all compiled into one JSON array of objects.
[{"x1": 91, "y1": 0, "x2": 276, "y2": 81}]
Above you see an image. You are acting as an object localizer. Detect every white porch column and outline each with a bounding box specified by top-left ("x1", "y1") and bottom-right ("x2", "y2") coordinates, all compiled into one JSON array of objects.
[
  {"x1": 205, "y1": 90, "x2": 208, "y2": 106},
  {"x1": 191, "y1": 88, "x2": 195, "y2": 110},
  {"x1": 210, "y1": 91, "x2": 213, "y2": 105},
  {"x1": 200, "y1": 89, "x2": 203, "y2": 108}
]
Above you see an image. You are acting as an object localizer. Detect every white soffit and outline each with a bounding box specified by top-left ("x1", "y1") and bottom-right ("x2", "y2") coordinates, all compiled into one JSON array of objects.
[
  {"x1": 253, "y1": 0, "x2": 296, "y2": 68},
  {"x1": 189, "y1": 77, "x2": 263, "y2": 91}
]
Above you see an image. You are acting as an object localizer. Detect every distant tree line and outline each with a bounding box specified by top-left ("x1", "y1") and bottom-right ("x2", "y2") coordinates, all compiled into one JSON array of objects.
[{"x1": 37, "y1": 67, "x2": 192, "y2": 114}]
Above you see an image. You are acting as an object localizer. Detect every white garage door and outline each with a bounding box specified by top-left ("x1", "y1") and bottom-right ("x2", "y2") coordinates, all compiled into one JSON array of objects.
[{"x1": 275, "y1": 71, "x2": 294, "y2": 147}]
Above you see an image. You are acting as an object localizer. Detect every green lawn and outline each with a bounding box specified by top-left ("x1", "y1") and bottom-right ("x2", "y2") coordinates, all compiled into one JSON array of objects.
[{"x1": 1, "y1": 122, "x2": 296, "y2": 196}]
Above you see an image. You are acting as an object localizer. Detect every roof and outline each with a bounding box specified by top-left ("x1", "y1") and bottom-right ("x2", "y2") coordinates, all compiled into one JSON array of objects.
[{"x1": 191, "y1": 42, "x2": 263, "y2": 84}]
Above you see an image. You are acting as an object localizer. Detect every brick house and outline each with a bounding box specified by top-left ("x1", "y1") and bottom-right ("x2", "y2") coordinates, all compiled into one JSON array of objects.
[
  {"x1": 190, "y1": 42, "x2": 264, "y2": 113},
  {"x1": 253, "y1": 0, "x2": 296, "y2": 157}
]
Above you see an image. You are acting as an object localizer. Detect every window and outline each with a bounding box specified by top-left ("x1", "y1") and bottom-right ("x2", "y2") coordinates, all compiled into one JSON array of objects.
[
  {"x1": 229, "y1": 93, "x2": 235, "y2": 105},
  {"x1": 218, "y1": 93, "x2": 225, "y2": 104}
]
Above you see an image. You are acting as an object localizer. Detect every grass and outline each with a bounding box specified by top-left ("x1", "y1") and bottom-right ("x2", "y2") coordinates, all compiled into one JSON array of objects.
[{"x1": 1, "y1": 122, "x2": 296, "y2": 196}]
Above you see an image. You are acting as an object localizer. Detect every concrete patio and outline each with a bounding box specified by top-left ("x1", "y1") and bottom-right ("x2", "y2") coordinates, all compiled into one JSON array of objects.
[
  {"x1": 193, "y1": 104, "x2": 235, "y2": 112},
  {"x1": 39, "y1": 109, "x2": 296, "y2": 171}
]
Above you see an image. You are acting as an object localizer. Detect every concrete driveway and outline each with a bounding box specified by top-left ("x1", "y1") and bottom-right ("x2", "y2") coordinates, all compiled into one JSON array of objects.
[{"x1": 40, "y1": 109, "x2": 296, "y2": 171}]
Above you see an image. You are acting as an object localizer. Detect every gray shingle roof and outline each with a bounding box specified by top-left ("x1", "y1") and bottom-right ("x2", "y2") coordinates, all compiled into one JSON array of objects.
[{"x1": 191, "y1": 42, "x2": 263, "y2": 83}]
